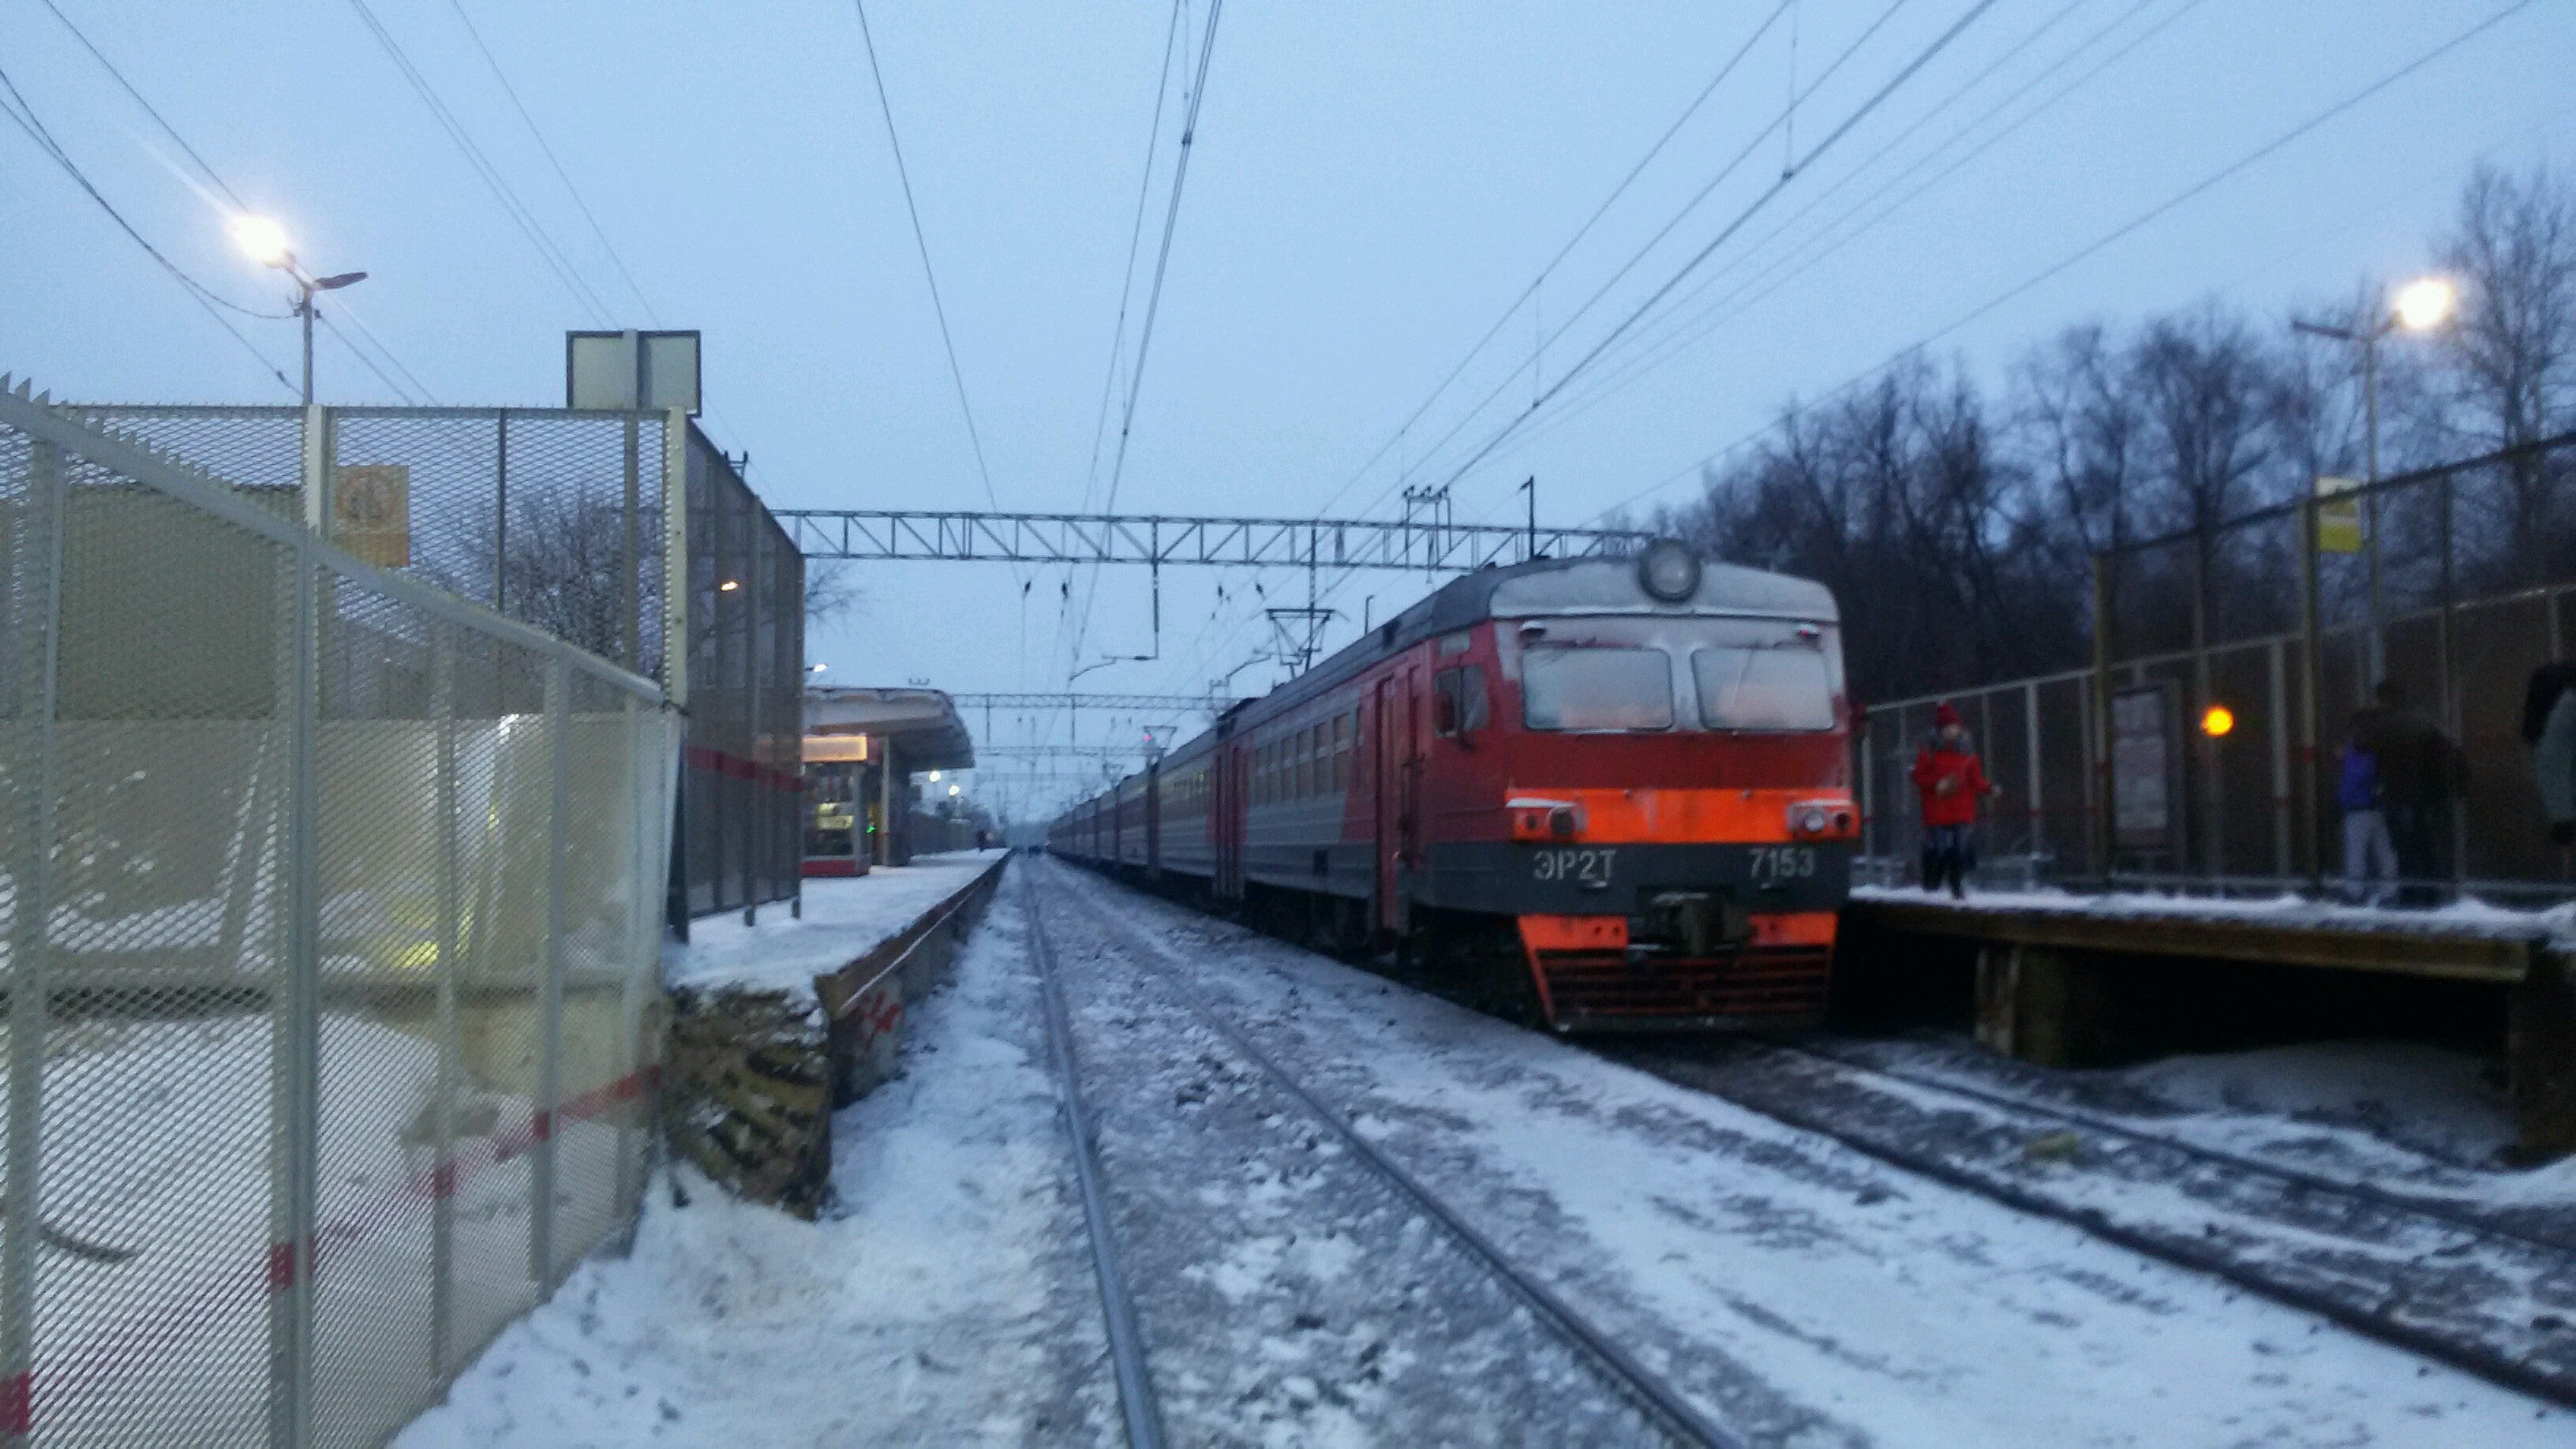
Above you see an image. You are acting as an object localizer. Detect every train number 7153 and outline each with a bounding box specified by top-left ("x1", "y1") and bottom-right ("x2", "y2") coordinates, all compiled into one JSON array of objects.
[{"x1": 1747, "y1": 846, "x2": 1818, "y2": 881}]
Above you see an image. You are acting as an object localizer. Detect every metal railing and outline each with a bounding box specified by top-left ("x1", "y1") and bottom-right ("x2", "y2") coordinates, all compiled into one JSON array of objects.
[
  {"x1": 1, "y1": 381, "x2": 676, "y2": 1446},
  {"x1": 1860, "y1": 433, "x2": 2576, "y2": 903}
]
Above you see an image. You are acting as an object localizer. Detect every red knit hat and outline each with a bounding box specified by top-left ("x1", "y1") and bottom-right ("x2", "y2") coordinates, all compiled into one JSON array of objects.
[{"x1": 1934, "y1": 702, "x2": 1962, "y2": 728}]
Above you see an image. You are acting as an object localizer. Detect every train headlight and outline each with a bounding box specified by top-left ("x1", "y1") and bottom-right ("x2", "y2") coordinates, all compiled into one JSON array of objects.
[
  {"x1": 1550, "y1": 805, "x2": 1580, "y2": 840},
  {"x1": 1788, "y1": 799, "x2": 1850, "y2": 837},
  {"x1": 1637, "y1": 539, "x2": 1702, "y2": 603},
  {"x1": 1795, "y1": 806, "x2": 1829, "y2": 835}
]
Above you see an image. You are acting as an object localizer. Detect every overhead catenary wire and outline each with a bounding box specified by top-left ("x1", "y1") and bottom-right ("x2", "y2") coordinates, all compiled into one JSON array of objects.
[
  {"x1": 444, "y1": 0, "x2": 662, "y2": 324},
  {"x1": 1347, "y1": 0, "x2": 1920, "y2": 530},
  {"x1": 1068, "y1": 0, "x2": 1226, "y2": 668},
  {"x1": 1410, "y1": 0, "x2": 2187, "y2": 489},
  {"x1": 1586, "y1": 0, "x2": 2550, "y2": 526},
  {"x1": 1168, "y1": 0, "x2": 2002, "y2": 695},
  {"x1": 1425, "y1": 0, "x2": 2007, "y2": 499},
  {"x1": 343, "y1": 0, "x2": 622, "y2": 325},
  {"x1": 1309, "y1": 0, "x2": 1798, "y2": 520},
  {"x1": 850, "y1": 0, "x2": 1008, "y2": 523},
  {"x1": 0, "y1": 64, "x2": 297, "y2": 396}
]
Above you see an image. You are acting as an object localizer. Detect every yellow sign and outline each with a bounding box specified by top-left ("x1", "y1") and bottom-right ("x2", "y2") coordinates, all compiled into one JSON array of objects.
[
  {"x1": 2315, "y1": 475, "x2": 2362, "y2": 554},
  {"x1": 333, "y1": 464, "x2": 412, "y2": 567}
]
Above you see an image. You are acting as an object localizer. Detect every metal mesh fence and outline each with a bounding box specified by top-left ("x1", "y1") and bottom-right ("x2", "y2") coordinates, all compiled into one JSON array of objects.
[
  {"x1": 60, "y1": 403, "x2": 806, "y2": 932},
  {"x1": 1861, "y1": 434, "x2": 2576, "y2": 901},
  {"x1": 675, "y1": 433, "x2": 803, "y2": 923},
  {"x1": 1, "y1": 388, "x2": 676, "y2": 1446}
]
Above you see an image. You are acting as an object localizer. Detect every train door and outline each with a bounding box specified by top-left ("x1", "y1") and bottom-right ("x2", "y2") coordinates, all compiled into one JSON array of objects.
[
  {"x1": 1372, "y1": 677, "x2": 1398, "y2": 930},
  {"x1": 1145, "y1": 762, "x2": 1161, "y2": 878},
  {"x1": 1216, "y1": 745, "x2": 1248, "y2": 900},
  {"x1": 1398, "y1": 662, "x2": 1425, "y2": 878}
]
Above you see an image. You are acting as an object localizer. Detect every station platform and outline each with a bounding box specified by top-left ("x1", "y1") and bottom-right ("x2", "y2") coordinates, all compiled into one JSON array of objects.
[{"x1": 1839, "y1": 889, "x2": 2576, "y2": 1159}]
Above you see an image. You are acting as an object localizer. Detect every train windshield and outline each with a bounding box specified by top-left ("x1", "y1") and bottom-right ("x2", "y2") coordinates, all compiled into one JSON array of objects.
[
  {"x1": 1693, "y1": 634, "x2": 1837, "y2": 732},
  {"x1": 1520, "y1": 647, "x2": 1674, "y2": 730},
  {"x1": 1514, "y1": 616, "x2": 1841, "y2": 732}
]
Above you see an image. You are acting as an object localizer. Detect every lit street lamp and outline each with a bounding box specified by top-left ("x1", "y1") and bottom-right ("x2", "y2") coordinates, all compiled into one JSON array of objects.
[
  {"x1": 231, "y1": 215, "x2": 367, "y2": 406},
  {"x1": 2291, "y1": 275, "x2": 2456, "y2": 682}
]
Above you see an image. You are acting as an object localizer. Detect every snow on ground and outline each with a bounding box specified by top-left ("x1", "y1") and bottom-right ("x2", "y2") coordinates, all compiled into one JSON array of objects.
[
  {"x1": 661, "y1": 850, "x2": 1005, "y2": 1000},
  {"x1": 1867, "y1": 1034, "x2": 2576, "y2": 1210},
  {"x1": 1854, "y1": 882, "x2": 2576, "y2": 948},
  {"x1": 399, "y1": 881, "x2": 1114, "y2": 1448},
  {"x1": 1061, "y1": 868, "x2": 2573, "y2": 1447}
]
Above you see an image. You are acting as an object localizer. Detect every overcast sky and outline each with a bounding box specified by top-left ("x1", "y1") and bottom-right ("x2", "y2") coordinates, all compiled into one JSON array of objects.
[{"x1": 7, "y1": 1, "x2": 2574, "y2": 814}]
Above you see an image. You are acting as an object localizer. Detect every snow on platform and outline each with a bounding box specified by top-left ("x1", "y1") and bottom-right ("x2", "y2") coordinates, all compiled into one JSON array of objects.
[
  {"x1": 399, "y1": 876, "x2": 1113, "y2": 1447},
  {"x1": 1854, "y1": 882, "x2": 2576, "y2": 949},
  {"x1": 661, "y1": 851, "x2": 1006, "y2": 1002}
]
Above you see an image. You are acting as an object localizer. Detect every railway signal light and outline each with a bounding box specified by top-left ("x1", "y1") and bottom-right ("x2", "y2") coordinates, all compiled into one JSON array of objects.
[{"x1": 2201, "y1": 704, "x2": 2236, "y2": 738}]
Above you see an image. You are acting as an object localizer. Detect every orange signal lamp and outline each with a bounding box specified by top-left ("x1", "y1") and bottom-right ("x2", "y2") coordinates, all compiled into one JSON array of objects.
[{"x1": 2201, "y1": 704, "x2": 2236, "y2": 738}]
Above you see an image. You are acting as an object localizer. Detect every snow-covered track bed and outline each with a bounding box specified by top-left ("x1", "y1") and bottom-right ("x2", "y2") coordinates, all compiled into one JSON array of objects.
[
  {"x1": 1023, "y1": 859, "x2": 1789, "y2": 1447},
  {"x1": 1616, "y1": 1038, "x2": 2576, "y2": 1408}
]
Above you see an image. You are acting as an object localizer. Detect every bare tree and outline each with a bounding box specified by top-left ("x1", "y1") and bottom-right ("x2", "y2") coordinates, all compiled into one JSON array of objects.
[{"x1": 2431, "y1": 163, "x2": 2576, "y2": 584}]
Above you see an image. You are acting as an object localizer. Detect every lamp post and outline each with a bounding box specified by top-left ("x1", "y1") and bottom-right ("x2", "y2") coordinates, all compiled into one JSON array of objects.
[
  {"x1": 231, "y1": 215, "x2": 367, "y2": 406},
  {"x1": 2290, "y1": 275, "x2": 2455, "y2": 684}
]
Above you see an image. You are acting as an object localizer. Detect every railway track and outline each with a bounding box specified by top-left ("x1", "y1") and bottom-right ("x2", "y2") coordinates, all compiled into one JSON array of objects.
[
  {"x1": 1020, "y1": 861, "x2": 1747, "y2": 1448},
  {"x1": 1613, "y1": 1035, "x2": 2576, "y2": 1412}
]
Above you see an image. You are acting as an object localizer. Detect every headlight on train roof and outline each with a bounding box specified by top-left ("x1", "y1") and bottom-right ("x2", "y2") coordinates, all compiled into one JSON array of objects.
[{"x1": 1637, "y1": 539, "x2": 1702, "y2": 603}]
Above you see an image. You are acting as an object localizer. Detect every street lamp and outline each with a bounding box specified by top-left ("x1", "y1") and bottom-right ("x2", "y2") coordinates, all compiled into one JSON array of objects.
[
  {"x1": 230, "y1": 215, "x2": 367, "y2": 406},
  {"x1": 2291, "y1": 275, "x2": 2456, "y2": 683}
]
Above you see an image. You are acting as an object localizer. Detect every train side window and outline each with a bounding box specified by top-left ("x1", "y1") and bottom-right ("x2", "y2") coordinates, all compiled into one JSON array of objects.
[
  {"x1": 1298, "y1": 727, "x2": 1314, "y2": 796},
  {"x1": 1433, "y1": 667, "x2": 1490, "y2": 738},
  {"x1": 1331, "y1": 713, "x2": 1348, "y2": 790}
]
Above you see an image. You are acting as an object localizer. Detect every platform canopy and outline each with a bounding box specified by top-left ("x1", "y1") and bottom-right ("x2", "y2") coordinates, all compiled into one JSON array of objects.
[{"x1": 805, "y1": 686, "x2": 975, "y2": 773}]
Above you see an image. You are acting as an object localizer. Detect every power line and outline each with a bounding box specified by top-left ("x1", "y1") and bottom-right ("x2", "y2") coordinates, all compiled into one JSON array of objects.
[
  {"x1": 1425, "y1": 0, "x2": 2005, "y2": 496},
  {"x1": 851, "y1": 0, "x2": 1005, "y2": 519},
  {"x1": 36, "y1": 0, "x2": 439, "y2": 400},
  {"x1": 1071, "y1": 0, "x2": 1226, "y2": 665},
  {"x1": 0, "y1": 64, "x2": 297, "y2": 395},
  {"x1": 342, "y1": 0, "x2": 621, "y2": 324},
  {"x1": 444, "y1": 0, "x2": 661, "y2": 324},
  {"x1": 1310, "y1": 0, "x2": 1797, "y2": 520},
  {"x1": 1081, "y1": 0, "x2": 1189, "y2": 515},
  {"x1": 1420, "y1": 0, "x2": 2181, "y2": 485},
  {"x1": 1169, "y1": 0, "x2": 2004, "y2": 693},
  {"x1": 1587, "y1": 0, "x2": 2550, "y2": 526}
]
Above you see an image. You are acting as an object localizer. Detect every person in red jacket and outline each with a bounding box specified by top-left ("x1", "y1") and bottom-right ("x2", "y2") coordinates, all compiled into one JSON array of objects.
[{"x1": 1912, "y1": 702, "x2": 1998, "y2": 898}]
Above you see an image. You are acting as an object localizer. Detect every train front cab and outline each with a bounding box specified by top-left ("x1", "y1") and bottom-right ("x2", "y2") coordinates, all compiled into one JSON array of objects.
[{"x1": 1418, "y1": 548, "x2": 1858, "y2": 1032}]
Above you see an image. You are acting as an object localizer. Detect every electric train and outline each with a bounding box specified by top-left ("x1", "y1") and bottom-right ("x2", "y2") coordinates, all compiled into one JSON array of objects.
[{"x1": 1046, "y1": 541, "x2": 1855, "y2": 1031}]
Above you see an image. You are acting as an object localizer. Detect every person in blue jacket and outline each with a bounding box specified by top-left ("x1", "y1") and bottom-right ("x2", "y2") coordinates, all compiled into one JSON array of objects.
[{"x1": 2337, "y1": 726, "x2": 2397, "y2": 905}]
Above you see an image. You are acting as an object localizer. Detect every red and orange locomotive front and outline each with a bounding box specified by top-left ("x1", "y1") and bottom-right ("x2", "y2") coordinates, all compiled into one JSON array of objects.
[
  {"x1": 1047, "y1": 541, "x2": 1855, "y2": 1034},
  {"x1": 1405, "y1": 541, "x2": 1853, "y2": 1030}
]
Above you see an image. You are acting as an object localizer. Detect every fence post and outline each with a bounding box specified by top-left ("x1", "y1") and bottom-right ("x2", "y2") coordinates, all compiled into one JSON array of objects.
[
  {"x1": 2024, "y1": 681, "x2": 2042, "y2": 879},
  {"x1": 533, "y1": 654, "x2": 570, "y2": 1287},
  {"x1": 2268, "y1": 638, "x2": 2292, "y2": 878},
  {"x1": 2, "y1": 440, "x2": 66, "y2": 1445},
  {"x1": 614, "y1": 694, "x2": 653, "y2": 1219},
  {"x1": 429, "y1": 625, "x2": 460, "y2": 1375},
  {"x1": 2438, "y1": 469, "x2": 2465, "y2": 894},
  {"x1": 621, "y1": 414, "x2": 642, "y2": 674},
  {"x1": 268, "y1": 410, "x2": 327, "y2": 1449},
  {"x1": 2298, "y1": 492, "x2": 2327, "y2": 893},
  {"x1": 2090, "y1": 553, "x2": 2116, "y2": 882}
]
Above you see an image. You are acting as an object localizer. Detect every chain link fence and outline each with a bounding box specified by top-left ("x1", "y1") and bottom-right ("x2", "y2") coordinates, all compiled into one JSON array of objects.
[
  {"x1": 2, "y1": 384, "x2": 676, "y2": 1446},
  {"x1": 52, "y1": 402, "x2": 804, "y2": 931},
  {"x1": 1860, "y1": 433, "x2": 2576, "y2": 902}
]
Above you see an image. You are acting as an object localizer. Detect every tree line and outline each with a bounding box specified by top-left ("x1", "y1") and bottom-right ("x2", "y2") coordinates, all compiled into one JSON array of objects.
[{"x1": 1654, "y1": 164, "x2": 2576, "y2": 706}]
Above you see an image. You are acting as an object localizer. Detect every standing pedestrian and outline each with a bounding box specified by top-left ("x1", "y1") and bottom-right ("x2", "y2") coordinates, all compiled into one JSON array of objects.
[
  {"x1": 1912, "y1": 702, "x2": 1998, "y2": 900},
  {"x1": 2525, "y1": 660, "x2": 2576, "y2": 848},
  {"x1": 2353, "y1": 680, "x2": 2463, "y2": 907},
  {"x1": 2335, "y1": 724, "x2": 2397, "y2": 905}
]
